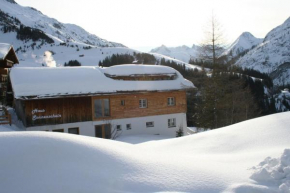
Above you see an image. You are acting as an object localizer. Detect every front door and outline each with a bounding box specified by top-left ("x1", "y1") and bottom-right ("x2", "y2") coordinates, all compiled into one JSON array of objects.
[{"x1": 95, "y1": 124, "x2": 111, "y2": 139}]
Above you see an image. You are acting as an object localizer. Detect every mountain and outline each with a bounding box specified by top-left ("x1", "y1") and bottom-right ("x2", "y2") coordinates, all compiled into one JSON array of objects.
[
  {"x1": 0, "y1": 0, "x2": 130, "y2": 67},
  {"x1": 0, "y1": 0, "x2": 202, "y2": 70},
  {"x1": 0, "y1": 0, "x2": 124, "y2": 47},
  {"x1": 235, "y1": 17, "x2": 290, "y2": 85},
  {"x1": 220, "y1": 32, "x2": 262, "y2": 59},
  {"x1": 150, "y1": 44, "x2": 200, "y2": 63}
]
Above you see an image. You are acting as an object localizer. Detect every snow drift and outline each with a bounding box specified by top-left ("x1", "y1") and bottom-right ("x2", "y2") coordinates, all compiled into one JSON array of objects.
[
  {"x1": 1, "y1": 112, "x2": 290, "y2": 193},
  {"x1": 250, "y1": 149, "x2": 290, "y2": 193},
  {"x1": 228, "y1": 149, "x2": 290, "y2": 193}
]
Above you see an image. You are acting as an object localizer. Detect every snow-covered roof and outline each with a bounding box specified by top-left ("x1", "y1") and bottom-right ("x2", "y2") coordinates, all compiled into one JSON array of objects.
[
  {"x1": 0, "y1": 43, "x2": 12, "y2": 60},
  {"x1": 10, "y1": 65, "x2": 195, "y2": 99}
]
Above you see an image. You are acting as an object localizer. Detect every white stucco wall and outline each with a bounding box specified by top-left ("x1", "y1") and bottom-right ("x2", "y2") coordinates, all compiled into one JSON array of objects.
[{"x1": 26, "y1": 113, "x2": 188, "y2": 138}]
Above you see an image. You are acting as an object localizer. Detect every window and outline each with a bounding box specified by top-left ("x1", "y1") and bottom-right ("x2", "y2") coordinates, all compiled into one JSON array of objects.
[
  {"x1": 146, "y1": 121, "x2": 154, "y2": 128},
  {"x1": 94, "y1": 99, "x2": 110, "y2": 118},
  {"x1": 68, "y1": 127, "x2": 79, "y2": 134},
  {"x1": 139, "y1": 99, "x2": 147, "y2": 108},
  {"x1": 168, "y1": 118, "x2": 176, "y2": 128},
  {"x1": 126, "y1": 124, "x2": 131, "y2": 130},
  {"x1": 121, "y1": 100, "x2": 125, "y2": 106},
  {"x1": 116, "y1": 125, "x2": 122, "y2": 131},
  {"x1": 53, "y1": 129, "x2": 64, "y2": 132},
  {"x1": 167, "y1": 97, "x2": 175, "y2": 106}
]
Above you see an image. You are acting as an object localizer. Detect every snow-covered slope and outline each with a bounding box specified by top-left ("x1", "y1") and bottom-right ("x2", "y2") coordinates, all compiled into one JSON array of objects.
[
  {"x1": 0, "y1": 0, "x2": 202, "y2": 70},
  {"x1": 236, "y1": 17, "x2": 290, "y2": 85},
  {"x1": 150, "y1": 44, "x2": 200, "y2": 63},
  {"x1": 0, "y1": 0, "x2": 124, "y2": 47},
  {"x1": 221, "y1": 32, "x2": 262, "y2": 59},
  {"x1": 0, "y1": 31, "x2": 200, "y2": 69},
  {"x1": 1, "y1": 112, "x2": 290, "y2": 192},
  {"x1": 0, "y1": 34, "x2": 135, "y2": 67},
  {"x1": 0, "y1": 0, "x2": 133, "y2": 66}
]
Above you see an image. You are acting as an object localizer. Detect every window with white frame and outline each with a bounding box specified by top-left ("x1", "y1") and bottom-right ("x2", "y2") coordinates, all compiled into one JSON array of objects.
[
  {"x1": 167, "y1": 97, "x2": 175, "y2": 106},
  {"x1": 146, "y1": 121, "x2": 154, "y2": 128},
  {"x1": 139, "y1": 99, "x2": 147, "y2": 108},
  {"x1": 168, "y1": 118, "x2": 176, "y2": 128},
  {"x1": 121, "y1": 100, "x2": 125, "y2": 106}
]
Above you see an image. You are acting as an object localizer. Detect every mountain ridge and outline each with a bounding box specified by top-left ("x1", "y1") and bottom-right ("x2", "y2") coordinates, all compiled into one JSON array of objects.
[
  {"x1": 151, "y1": 16, "x2": 290, "y2": 86},
  {"x1": 150, "y1": 44, "x2": 200, "y2": 63},
  {"x1": 235, "y1": 17, "x2": 290, "y2": 85},
  {"x1": 0, "y1": 0, "x2": 201, "y2": 70},
  {"x1": 0, "y1": 0, "x2": 125, "y2": 47},
  {"x1": 221, "y1": 32, "x2": 263, "y2": 59}
]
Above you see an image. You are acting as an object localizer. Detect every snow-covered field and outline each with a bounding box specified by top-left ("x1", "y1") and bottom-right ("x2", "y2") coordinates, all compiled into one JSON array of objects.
[
  {"x1": 116, "y1": 134, "x2": 170, "y2": 144},
  {"x1": 1, "y1": 112, "x2": 290, "y2": 193}
]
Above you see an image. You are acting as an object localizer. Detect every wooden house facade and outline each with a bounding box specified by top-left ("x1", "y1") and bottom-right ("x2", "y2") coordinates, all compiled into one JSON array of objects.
[
  {"x1": 10, "y1": 65, "x2": 194, "y2": 138},
  {"x1": 0, "y1": 43, "x2": 19, "y2": 105}
]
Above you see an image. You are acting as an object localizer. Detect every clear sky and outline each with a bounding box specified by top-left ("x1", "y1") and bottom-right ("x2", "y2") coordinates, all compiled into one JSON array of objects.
[{"x1": 15, "y1": 0, "x2": 290, "y2": 52}]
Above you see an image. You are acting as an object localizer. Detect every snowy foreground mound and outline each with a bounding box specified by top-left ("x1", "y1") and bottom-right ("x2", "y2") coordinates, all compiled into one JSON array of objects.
[
  {"x1": 250, "y1": 149, "x2": 290, "y2": 193},
  {"x1": 1, "y1": 112, "x2": 290, "y2": 193}
]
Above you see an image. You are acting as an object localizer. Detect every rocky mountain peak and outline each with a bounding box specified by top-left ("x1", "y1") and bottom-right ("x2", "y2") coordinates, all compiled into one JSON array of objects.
[
  {"x1": 235, "y1": 16, "x2": 290, "y2": 85},
  {"x1": 240, "y1": 32, "x2": 254, "y2": 38}
]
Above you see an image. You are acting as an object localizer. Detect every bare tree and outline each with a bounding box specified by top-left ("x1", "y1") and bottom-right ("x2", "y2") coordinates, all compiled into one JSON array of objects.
[
  {"x1": 111, "y1": 125, "x2": 122, "y2": 140},
  {"x1": 102, "y1": 120, "x2": 122, "y2": 140},
  {"x1": 199, "y1": 12, "x2": 226, "y2": 68}
]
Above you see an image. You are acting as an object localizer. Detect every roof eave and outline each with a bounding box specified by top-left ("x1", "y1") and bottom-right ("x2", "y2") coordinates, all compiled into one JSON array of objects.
[{"x1": 14, "y1": 88, "x2": 193, "y2": 100}]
